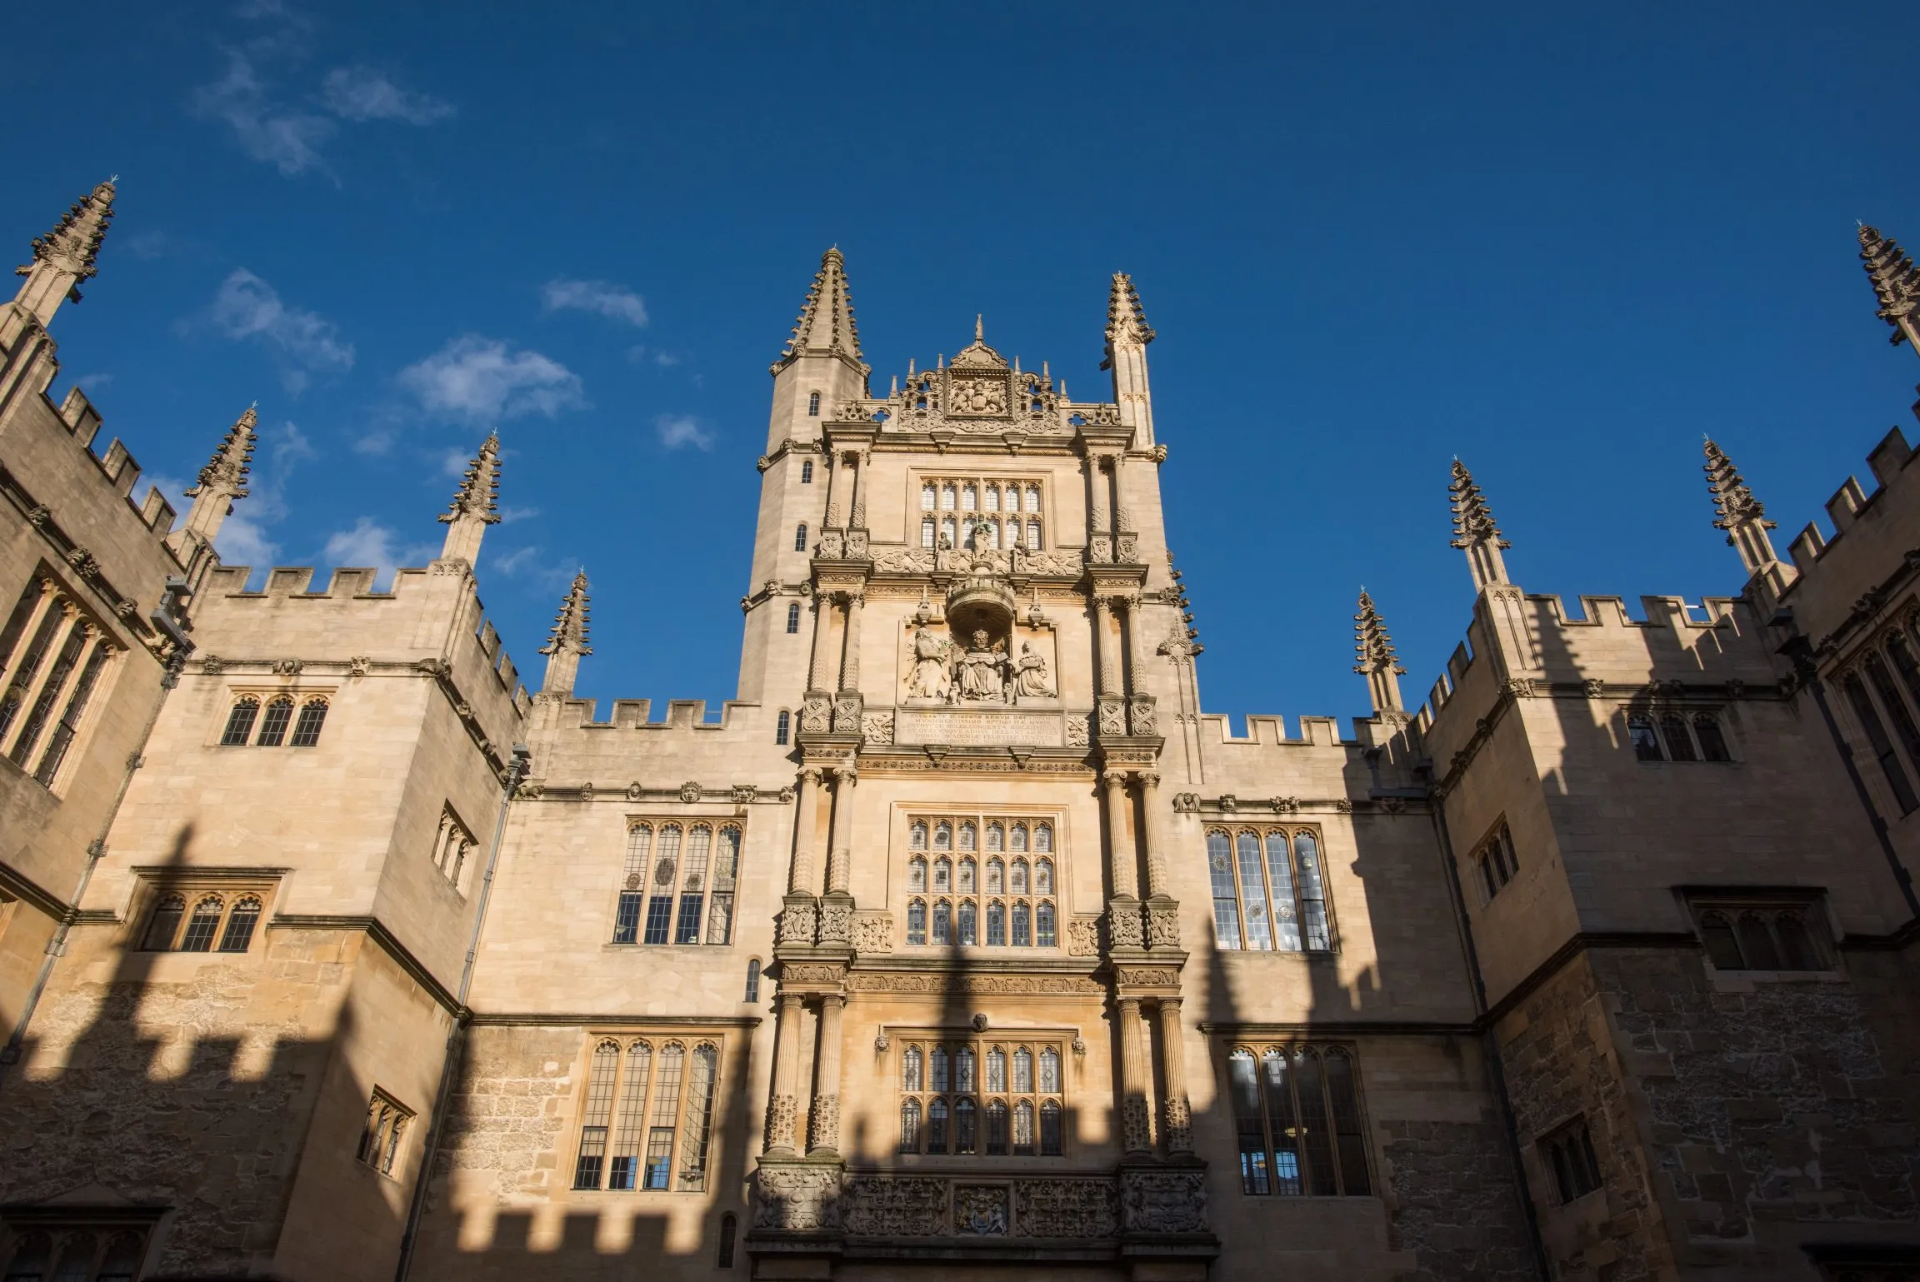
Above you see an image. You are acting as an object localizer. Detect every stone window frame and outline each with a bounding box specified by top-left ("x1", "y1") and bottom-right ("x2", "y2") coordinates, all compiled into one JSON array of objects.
[
  {"x1": 1203, "y1": 825, "x2": 1336, "y2": 954},
  {"x1": 135, "y1": 877, "x2": 274, "y2": 954},
  {"x1": 784, "y1": 602, "x2": 801, "y2": 634},
  {"x1": 0, "y1": 1207, "x2": 165, "y2": 1282},
  {"x1": 610, "y1": 821, "x2": 743, "y2": 948},
  {"x1": 890, "y1": 1030, "x2": 1068, "y2": 1160},
  {"x1": 775, "y1": 709, "x2": 791, "y2": 745},
  {"x1": 1623, "y1": 706, "x2": 1735, "y2": 765},
  {"x1": 0, "y1": 570, "x2": 123, "y2": 795},
  {"x1": 1221, "y1": 1041, "x2": 1372, "y2": 1198},
  {"x1": 1683, "y1": 888, "x2": 1835, "y2": 976},
  {"x1": 1471, "y1": 818, "x2": 1520, "y2": 905},
  {"x1": 569, "y1": 1034, "x2": 723, "y2": 1194},
  {"x1": 430, "y1": 803, "x2": 477, "y2": 894},
  {"x1": 806, "y1": 391, "x2": 821, "y2": 418},
  {"x1": 1831, "y1": 613, "x2": 1920, "y2": 819},
  {"x1": 214, "y1": 687, "x2": 335, "y2": 750},
  {"x1": 356, "y1": 1087, "x2": 414, "y2": 1178},
  {"x1": 914, "y1": 472, "x2": 1046, "y2": 552},
  {"x1": 1536, "y1": 1115, "x2": 1603, "y2": 1205},
  {"x1": 902, "y1": 812, "x2": 1059, "y2": 950}
]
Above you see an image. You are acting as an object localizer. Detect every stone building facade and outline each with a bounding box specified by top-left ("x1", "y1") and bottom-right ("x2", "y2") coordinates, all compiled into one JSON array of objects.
[{"x1": 0, "y1": 183, "x2": 1915, "y2": 1282}]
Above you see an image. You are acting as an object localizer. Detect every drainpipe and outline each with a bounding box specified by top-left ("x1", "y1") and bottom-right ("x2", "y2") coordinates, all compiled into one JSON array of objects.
[{"x1": 394, "y1": 741, "x2": 531, "y2": 1282}]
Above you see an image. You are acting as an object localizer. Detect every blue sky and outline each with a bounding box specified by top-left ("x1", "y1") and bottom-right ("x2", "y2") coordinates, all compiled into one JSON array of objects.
[{"x1": 7, "y1": 1, "x2": 1920, "y2": 727}]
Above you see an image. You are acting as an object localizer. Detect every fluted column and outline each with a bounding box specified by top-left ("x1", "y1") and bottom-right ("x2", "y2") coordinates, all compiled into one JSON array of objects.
[
  {"x1": 838, "y1": 592, "x2": 864, "y2": 691},
  {"x1": 1102, "y1": 769, "x2": 1139, "y2": 900},
  {"x1": 1155, "y1": 996, "x2": 1193, "y2": 1153},
  {"x1": 1125, "y1": 596, "x2": 1150, "y2": 695},
  {"x1": 1117, "y1": 997, "x2": 1153, "y2": 1153},
  {"x1": 765, "y1": 992, "x2": 805, "y2": 1152},
  {"x1": 807, "y1": 994, "x2": 845, "y2": 1153},
  {"x1": 788, "y1": 767, "x2": 822, "y2": 895},
  {"x1": 849, "y1": 449, "x2": 870, "y2": 529},
  {"x1": 1136, "y1": 770, "x2": 1170, "y2": 898},
  {"x1": 807, "y1": 593, "x2": 838, "y2": 690},
  {"x1": 1093, "y1": 596, "x2": 1117, "y2": 695},
  {"x1": 820, "y1": 443, "x2": 842, "y2": 527},
  {"x1": 826, "y1": 765, "x2": 857, "y2": 893}
]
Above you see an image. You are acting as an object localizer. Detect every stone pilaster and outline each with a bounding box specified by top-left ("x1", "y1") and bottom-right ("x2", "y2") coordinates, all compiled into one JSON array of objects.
[
  {"x1": 1117, "y1": 996, "x2": 1154, "y2": 1154},
  {"x1": 826, "y1": 766, "x2": 856, "y2": 893},
  {"x1": 788, "y1": 767, "x2": 822, "y2": 895},
  {"x1": 766, "y1": 992, "x2": 806, "y2": 1153},
  {"x1": 1156, "y1": 996, "x2": 1193, "y2": 1153},
  {"x1": 807, "y1": 995, "x2": 845, "y2": 1154}
]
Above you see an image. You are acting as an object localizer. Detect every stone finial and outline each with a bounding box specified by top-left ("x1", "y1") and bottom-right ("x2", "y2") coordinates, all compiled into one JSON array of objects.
[
  {"x1": 12, "y1": 179, "x2": 117, "y2": 327},
  {"x1": 1703, "y1": 438, "x2": 1782, "y2": 575},
  {"x1": 1449, "y1": 459, "x2": 1511, "y2": 591},
  {"x1": 173, "y1": 406, "x2": 258, "y2": 556},
  {"x1": 776, "y1": 245, "x2": 863, "y2": 370},
  {"x1": 439, "y1": 433, "x2": 502, "y2": 563},
  {"x1": 1353, "y1": 589, "x2": 1407, "y2": 715},
  {"x1": 1102, "y1": 272, "x2": 1155, "y2": 365},
  {"x1": 1859, "y1": 223, "x2": 1920, "y2": 351},
  {"x1": 538, "y1": 569, "x2": 592, "y2": 696}
]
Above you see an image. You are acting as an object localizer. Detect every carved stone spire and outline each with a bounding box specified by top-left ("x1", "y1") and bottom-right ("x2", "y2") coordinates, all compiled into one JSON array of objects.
[
  {"x1": 12, "y1": 179, "x2": 116, "y2": 328},
  {"x1": 538, "y1": 570, "x2": 592, "y2": 696},
  {"x1": 1101, "y1": 272, "x2": 1158, "y2": 446},
  {"x1": 1449, "y1": 459, "x2": 1511, "y2": 591},
  {"x1": 438, "y1": 433, "x2": 501, "y2": 564},
  {"x1": 1353, "y1": 589, "x2": 1407, "y2": 716},
  {"x1": 181, "y1": 405, "x2": 257, "y2": 543},
  {"x1": 775, "y1": 246, "x2": 863, "y2": 372},
  {"x1": 1704, "y1": 438, "x2": 1781, "y2": 575},
  {"x1": 1859, "y1": 223, "x2": 1920, "y2": 352}
]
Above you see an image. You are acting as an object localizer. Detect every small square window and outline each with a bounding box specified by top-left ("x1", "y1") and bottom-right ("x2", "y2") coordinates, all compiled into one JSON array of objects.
[
  {"x1": 1538, "y1": 1117, "x2": 1603, "y2": 1204},
  {"x1": 357, "y1": 1089, "x2": 414, "y2": 1177}
]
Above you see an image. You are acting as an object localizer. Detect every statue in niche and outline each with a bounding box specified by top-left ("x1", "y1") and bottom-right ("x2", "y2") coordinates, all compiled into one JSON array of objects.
[
  {"x1": 1011, "y1": 642, "x2": 1055, "y2": 702},
  {"x1": 935, "y1": 534, "x2": 957, "y2": 573},
  {"x1": 907, "y1": 624, "x2": 954, "y2": 701},
  {"x1": 956, "y1": 630, "x2": 1009, "y2": 703}
]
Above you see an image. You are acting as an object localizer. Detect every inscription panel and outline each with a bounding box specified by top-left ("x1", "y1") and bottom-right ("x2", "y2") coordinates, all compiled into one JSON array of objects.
[{"x1": 895, "y1": 709, "x2": 1063, "y2": 748}]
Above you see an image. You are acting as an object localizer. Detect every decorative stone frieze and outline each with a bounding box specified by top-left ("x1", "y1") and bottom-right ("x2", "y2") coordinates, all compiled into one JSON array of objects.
[
  {"x1": 752, "y1": 1161, "x2": 843, "y2": 1232},
  {"x1": 1120, "y1": 1169, "x2": 1208, "y2": 1234}
]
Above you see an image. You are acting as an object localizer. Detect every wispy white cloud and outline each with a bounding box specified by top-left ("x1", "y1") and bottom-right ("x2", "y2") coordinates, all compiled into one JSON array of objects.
[
  {"x1": 202, "y1": 268, "x2": 354, "y2": 393},
  {"x1": 491, "y1": 545, "x2": 579, "y2": 591},
  {"x1": 321, "y1": 66, "x2": 455, "y2": 125},
  {"x1": 398, "y1": 335, "x2": 586, "y2": 422},
  {"x1": 655, "y1": 414, "x2": 714, "y2": 452},
  {"x1": 192, "y1": 51, "x2": 336, "y2": 177},
  {"x1": 498, "y1": 505, "x2": 541, "y2": 524},
  {"x1": 165, "y1": 419, "x2": 318, "y2": 568},
  {"x1": 543, "y1": 278, "x2": 648, "y2": 328},
  {"x1": 323, "y1": 516, "x2": 436, "y2": 574}
]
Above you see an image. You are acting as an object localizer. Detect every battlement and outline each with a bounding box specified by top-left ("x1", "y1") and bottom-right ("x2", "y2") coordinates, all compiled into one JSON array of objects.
[
  {"x1": 1783, "y1": 425, "x2": 1916, "y2": 574},
  {"x1": 548, "y1": 696, "x2": 756, "y2": 733},
  {"x1": 1197, "y1": 712, "x2": 1353, "y2": 750},
  {"x1": 48, "y1": 385, "x2": 180, "y2": 538}
]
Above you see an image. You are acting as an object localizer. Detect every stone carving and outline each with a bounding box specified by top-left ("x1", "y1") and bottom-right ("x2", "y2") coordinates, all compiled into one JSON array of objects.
[
  {"x1": 800, "y1": 695, "x2": 832, "y2": 733},
  {"x1": 907, "y1": 623, "x2": 953, "y2": 700},
  {"x1": 1146, "y1": 901, "x2": 1181, "y2": 949},
  {"x1": 1015, "y1": 550, "x2": 1084, "y2": 577},
  {"x1": 808, "y1": 1093, "x2": 840, "y2": 1151},
  {"x1": 1218, "y1": 794, "x2": 1238, "y2": 814},
  {"x1": 1128, "y1": 695, "x2": 1156, "y2": 736},
  {"x1": 844, "y1": 1176, "x2": 948, "y2": 1236},
  {"x1": 1121, "y1": 1097, "x2": 1154, "y2": 1153},
  {"x1": 347, "y1": 655, "x2": 371, "y2": 677},
  {"x1": 1171, "y1": 792, "x2": 1198, "y2": 813},
  {"x1": 1505, "y1": 677, "x2": 1536, "y2": 698},
  {"x1": 861, "y1": 711, "x2": 895, "y2": 744},
  {"x1": 955, "y1": 630, "x2": 1009, "y2": 702},
  {"x1": 833, "y1": 693, "x2": 863, "y2": 733},
  {"x1": 1163, "y1": 1098, "x2": 1194, "y2": 1151},
  {"x1": 754, "y1": 1163, "x2": 843, "y2": 1231},
  {"x1": 25, "y1": 505, "x2": 50, "y2": 527},
  {"x1": 272, "y1": 658, "x2": 303, "y2": 676},
  {"x1": 1270, "y1": 796, "x2": 1300, "y2": 813},
  {"x1": 1011, "y1": 643, "x2": 1055, "y2": 700},
  {"x1": 65, "y1": 547, "x2": 100, "y2": 577},
  {"x1": 779, "y1": 901, "x2": 818, "y2": 945},
  {"x1": 852, "y1": 914, "x2": 893, "y2": 954},
  {"x1": 816, "y1": 529, "x2": 846, "y2": 559},
  {"x1": 781, "y1": 963, "x2": 847, "y2": 984},
  {"x1": 579, "y1": 781, "x2": 595, "y2": 801},
  {"x1": 200, "y1": 655, "x2": 225, "y2": 675},
  {"x1": 1015, "y1": 1179, "x2": 1119, "y2": 1238},
  {"x1": 1107, "y1": 902, "x2": 1145, "y2": 949},
  {"x1": 765, "y1": 1094, "x2": 797, "y2": 1151},
  {"x1": 1090, "y1": 533, "x2": 1113, "y2": 564},
  {"x1": 874, "y1": 548, "x2": 936, "y2": 574},
  {"x1": 515, "y1": 780, "x2": 545, "y2": 800},
  {"x1": 950, "y1": 375, "x2": 1007, "y2": 416},
  {"x1": 1115, "y1": 533, "x2": 1139, "y2": 563},
  {"x1": 954, "y1": 1185, "x2": 1010, "y2": 1235},
  {"x1": 1334, "y1": 799, "x2": 1355, "y2": 813},
  {"x1": 1097, "y1": 699, "x2": 1127, "y2": 738},
  {"x1": 1120, "y1": 1170, "x2": 1208, "y2": 1234},
  {"x1": 1066, "y1": 915, "x2": 1102, "y2": 957},
  {"x1": 1065, "y1": 714, "x2": 1091, "y2": 748},
  {"x1": 845, "y1": 972, "x2": 1104, "y2": 995},
  {"x1": 895, "y1": 709, "x2": 1062, "y2": 748},
  {"x1": 678, "y1": 781, "x2": 703, "y2": 803},
  {"x1": 731, "y1": 784, "x2": 758, "y2": 803},
  {"x1": 1114, "y1": 966, "x2": 1180, "y2": 988},
  {"x1": 816, "y1": 898, "x2": 853, "y2": 944},
  {"x1": 626, "y1": 781, "x2": 644, "y2": 801}
]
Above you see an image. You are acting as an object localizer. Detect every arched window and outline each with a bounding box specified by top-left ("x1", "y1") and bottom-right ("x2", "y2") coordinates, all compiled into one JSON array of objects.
[
  {"x1": 643, "y1": 825, "x2": 682, "y2": 945},
  {"x1": 98, "y1": 1233, "x2": 144, "y2": 1282},
  {"x1": 1012, "y1": 1047, "x2": 1033, "y2": 1093},
  {"x1": 921, "y1": 517, "x2": 936, "y2": 548},
  {"x1": 1627, "y1": 715, "x2": 1664, "y2": 761},
  {"x1": 1026, "y1": 520, "x2": 1042, "y2": 549},
  {"x1": 1699, "y1": 911, "x2": 1742, "y2": 969},
  {"x1": 1035, "y1": 901, "x2": 1055, "y2": 948},
  {"x1": 1039, "y1": 1048, "x2": 1060, "y2": 1093},
  {"x1": 957, "y1": 858, "x2": 976, "y2": 892},
  {"x1": 180, "y1": 896, "x2": 224, "y2": 951},
  {"x1": 1323, "y1": 1048, "x2": 1372, "y2": 1195},
  {"x1": 932, "y1": 899, "x2": 952, "y2": 945},
  {"x1": 941, "y1": 484, "x2": 957, "y2": 510},
  {"x1": 1025, "y1": 485, "x2": 1042, "y2": 512},
  {"x1": 1774, "y1": 912, "x2": 1820, "y2": 969},
  {"x1": 1662, "y1": 714, "x2": 1698, "y2": 762},
  {"x1": 1040, "y1": 1099, "x2": 1063, "y2": 1155},
  {"x1": 221, "y1": 697, "x2": 260, "y2": 746},
  {"x1": 958, "y1": 900, "x2": 977, "y2": 945},
  {"x1": 710, "y1": 827, "x2": 740, "y2": 945},
  {"x1": 290, "y1": 698, "x2": 328, "y2": 747},
  {"x1": 785, "y1": 603, "x2": 801, "y2": 634},
  {"x1": 613, "y1": 825, "x2": 651, "y2": 944},
  {"x1": 957, "y1": 1046, "x2": 976, "y2": 1091},
  {"x1": 807, "y1": 391, "x2": 821, "y2": 417},
  {"x1": 961, "y1": 485, "x2": 977, "y2": 511},
  {"x1": 775, "y1": 710, "x2": 790, "y2": 745},
  {"x1": 986, "y1": 1047, "x2": 1006, "y2": 1092},
  {"x1": 907, "y1": 899, "x2": 927, "y2": 945},
  {"x1": 1207, "y1": 830, "x2": 1240, "y2": 949},
  {"x1": 986, "y1": 858, "x2": 1004, "y2": 894},
  {"x1": 681, "y1": 1044, "x2": 720, "y2": 1191},
  {"x1": 800, "y1": 460, "x2": 813, "y2": 484},
  {"x1": 1011, "y1": 902, "x2": 1031, "y2": 947},
  {"x1": 899, "y1": 1098, "x2": 922, "y2": 1153},
  {"x1": 4, "y1": 1234, "x2": 51, "y2": 1282},
  {"x1": 1011, "y1": 859, "x2": 1029, "y2": 895},
  {"x1": 794, "y1": 524, "x2": 808, "y2": 552},
  {"x1": 934, "y1": 822, "x2": 952, "y2": 851},
  {"x1": 1265, "y1": 832, "x2": 1301, "y2": 950},
  {"x1": 955, "y1": 1096, "x2": 978, "y2": 1152},
  {"x1": 1736, "y1": 913, "x2": 1782, "y2": 969},
  {"x1": 903, "y1": 1046, "x2": 924, "y2": 1091},
  {"x1": 1010, "y1": 824, "x2": 1028, "y2": 853},
  {"x1": 959, "y1": 822, "x2": 976, "y2": 851},
  {"x1": 1035, "y1": 858, "x2": 1053, "y2": 895},
  {"x1": 745, "y1": 958, "x2": 761, "y2": 1002},
  {"x1": 573, "y1": 1040, "x2": 622, "y2": 1188},
  {"x1": 1237, "y1": 831, "x2": 1273, "y2": 951},
  {"x1": 219, "y1": 896, "x2": 262, "y2": 952},
  {"x1": 986, "y1": 823, "x2": 1004, "y2": 852},
  {"x1": 986, "y1": 901, "x2": 1006, "y2": 946},
  {"x1": 928, "y1": 1098, "x2": 950, "y2": 1153},
  {"x1": 607, "y1": 1041, "x2": 653, "y2": 1190},
  {"x1": 674, "y1": 826, "x2": 712, "y2": 944},
  {"x1": 257, "y1": 696, "x2": 295, "y2": 747},
  {"x1": 1294, "y1": 832, "x2": 1331, "y2": 950},
  {"x1": 908, "y1": 857, "x2": 927, "y2": 892},
  {"x1": 985, "y1": 485, "x2": 1000, "y2": 512},
  {"x1": 1693, "y1": 714, "x2": 1732, "y2": 762},
  {"x1": 1012, "y1": 1101, "x2": 1035, "y2": 1155},
  {"x1": 931, "y1": 1046, "x2": 950, "y2": 1092},
  {"x1": 910, "y1": 823, "x2": 928, "y2": 851},
  {"x1": 717, "y1": 1212, "x2": 738, "y2": 1269},
  {"x1": 939, "y1": 515, "x2": 957, "y2": 547},
  {"x1": 921, "y1": 484, "x2": 936, "y2": 510},
  {"x1": 1034, "y1": 823, "x2": 1052, "y2": 852},
  {"x1": 986, "y1": 1101, "x2": 1009, "y2": 1155},
  {"x1": 142, "y1": 894, "x2": 186, "y2": 951},
  {"x1": 933, "y1": 857, "x2": 952, "y2": 892}
]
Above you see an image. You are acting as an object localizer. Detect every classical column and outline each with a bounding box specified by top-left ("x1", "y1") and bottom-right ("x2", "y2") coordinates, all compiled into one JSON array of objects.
[
  {"x1": 1155, "y1": 996, "x2": 1193, "y2": 1153},
  {"x1": 849, "y1": 449, "x2": 870, "y2": 529},
  {"x1": 1102, "y1": 769, "x2": 1139, "y2": 900},
  {"x1": 1093, "y1": 596, "x2": 1117, "y2": 695},
  {"x1": 788, "y1": 767, "x2": 822, "y2": 895},
  {"x1": 820, "y1": 442, "x2": 842, "y2": 527},
  {"x1": 838, "y1": 592, "x2": 864, "y2": 692},
  {"x1": 1136, "y1": 770, "x2": 1170, "y2": 898},
  {"x1": 807, "y1": 593, "x2": 838, "y2": 691},
  {"x1": 1117, "y1": 997, "x2": 1154, "y2": 1154},
  {"x1": 826, "y1": 765, "x2": 857, "y2": 893},
  {"x1": 1125, "y1": 596, "x2": 1150, "y2": 694},
  {"x1": 765, "y1": 992, "x2": 805, "y2": 1153},
  {"x1": 807, "y1": 994, "x2": 845, "y2": 1153}
]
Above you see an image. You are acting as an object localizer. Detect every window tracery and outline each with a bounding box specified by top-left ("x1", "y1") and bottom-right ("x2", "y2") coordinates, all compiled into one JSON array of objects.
[
  {"x1": 138, "y1": 888, "x2": 265, "y2": 953},
  {"x1": 895, "y1": 1034, "x2": 1065, "y2": 1157},
  {"x1": 914, "y1": 475, "x2": 1045, "y2": 550},
  {"x1": 0, "y1": 576, "x2": 119, "y2": 790},
  {"x1": 356, "y1": 1088, "x2": 413, "y2": 1177},
  {"x1": 214, "y1": 694, "x2": 331, "y2": 749},
  {"x1": 572, "y1": 1037, "x2": 721, "y2": 1192},
  {"x1": 1205, "y1": 827, "x2": 1333, "y2": 952},
  {"x1": 1225, "y1": 1043, "x2": 1371, "y2": 1196},
  {"x1": 902, "y1": 813, "x2": 1059, "y2": 949},
  {"x1": 613, "y1": 823, "x2": 741, "y2": 946}
]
